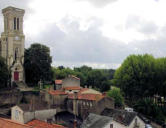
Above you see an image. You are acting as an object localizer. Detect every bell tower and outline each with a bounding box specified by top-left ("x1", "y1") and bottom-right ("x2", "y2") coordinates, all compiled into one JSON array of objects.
[{"x1": 1, "y1": 6, "x2": 25, "y2": 82}]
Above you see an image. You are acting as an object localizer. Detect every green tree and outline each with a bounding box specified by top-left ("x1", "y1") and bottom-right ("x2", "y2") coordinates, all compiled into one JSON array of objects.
[
  {"x1": 113, "y1": 54, "x2": 156, "y2": 99},
  {"x1": 107, "y1": 87, "x2": 124, "y2": 107},
  {"x1": 0, "y1": 57, "x2": 9, "y2": 88},
  {"x1": 24, "y1": 43, "x2": 52, "y2": 85}
]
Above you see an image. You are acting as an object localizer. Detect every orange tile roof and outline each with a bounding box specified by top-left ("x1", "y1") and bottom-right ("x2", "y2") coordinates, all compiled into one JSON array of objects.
[
  {"x1": 63, "y1": 86, "x2": 82, "y2": 90},
  {"x1": 55, "y1": 80, "x2": 62, "y2": 85},
  {"x1": 0, "y1": 118, "x2": 32, "y2": 128},
  {"x1": 49, "y1": 90, "x2": 67, "y2": 95},
  {"x1": 27, "y1": 120, "x2": 65, "y2": 128},
  {"x1": 68, "y1": 93, "x2": 104, "y2": 101}
]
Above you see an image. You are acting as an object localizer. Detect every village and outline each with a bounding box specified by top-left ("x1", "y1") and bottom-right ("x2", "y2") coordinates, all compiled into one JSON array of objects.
[{"x1": 0, "y1": 5, "x2": 165, "y2": 128}]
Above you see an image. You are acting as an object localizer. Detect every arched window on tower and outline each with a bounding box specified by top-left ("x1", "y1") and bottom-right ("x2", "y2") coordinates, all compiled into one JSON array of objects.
[
  {"x1": 14, "y1": 17, "x2": 16, "y2": 30},
  {"x1": 17, "y1": 18, "x2": 19, "y2": 30},
  {"x1": 15, "y1": 48, "x2": 19, "y2": 61}
]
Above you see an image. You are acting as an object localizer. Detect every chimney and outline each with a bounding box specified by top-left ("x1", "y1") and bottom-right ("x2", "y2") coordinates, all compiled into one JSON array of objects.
[
  {"x1": 110, "y1": 124, "x2": 113, "y2": 128},
  {"x1": 73, "y1": 119, "x2": 77, "y2": 128}
]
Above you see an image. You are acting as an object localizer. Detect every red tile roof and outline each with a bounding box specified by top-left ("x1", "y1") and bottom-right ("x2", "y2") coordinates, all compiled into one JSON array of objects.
[
  {"x1": 27, "y1": 120, "x2": 66, "y2": 128},
  {"x1": 55, "y1": 80, "x2": 62, "y2": 85},
  {"x1": 68, "y1": 93, "x2": 104, "y2": 101},
  {"x1": 0, "y1": 118, "x2": 32, "y2": 128},
  {"x1": 63, "y1": 86, "x2": 82, "y2": 90},
  {"x1": 49, "y1": 90, "x2": 67, "y2": 95}
]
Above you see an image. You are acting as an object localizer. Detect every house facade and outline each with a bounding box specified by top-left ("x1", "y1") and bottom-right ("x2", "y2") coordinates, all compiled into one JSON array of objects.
[{"x1": 11, "y1": 105, "x2": 57, "y2": 124}]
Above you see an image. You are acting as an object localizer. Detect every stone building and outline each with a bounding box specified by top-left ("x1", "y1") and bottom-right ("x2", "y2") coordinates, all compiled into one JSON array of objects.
[
  {"x1": 0, "y1": 6, "x2": 25, "y2": 82},
  {"x1": 62, "y1": 75, "x2": 80, "y2": 87},
  {"x1": 11, "y1": 104, "x2": 57, "y2": 124},
  {"x1": 47, "y1": 87, "x2": 114, "y2": 119}
]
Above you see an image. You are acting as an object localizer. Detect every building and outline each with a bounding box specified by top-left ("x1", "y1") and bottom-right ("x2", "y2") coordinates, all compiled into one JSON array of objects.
[
  {"x1": 101, "y1": 108, "x2": 146, "y2": 128},
  {"x1": 54, "y1": 75, "x2": 80, "y2": 90},
  {"x1": 11, "y1": 104, "x2": 57, "y2": 124},
  {"x1": 0, "y1": 6, "x2": 25, "y2": 82},
  {"x1": 47, "y1": 87, "x2": 114, "y2": 119},
  {"x1": 80, "y1": 113, "x2": 113, "y2": 128}
]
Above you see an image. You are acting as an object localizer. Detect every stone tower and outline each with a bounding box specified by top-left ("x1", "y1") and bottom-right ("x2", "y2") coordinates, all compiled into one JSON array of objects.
[{"x1": 0, "y1": 6, "x2": 25, "y2": 82}]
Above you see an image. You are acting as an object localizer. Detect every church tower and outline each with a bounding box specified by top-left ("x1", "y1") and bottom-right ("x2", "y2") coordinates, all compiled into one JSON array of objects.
[{"x1": 0, "y1": 6, "x2": 25, "y2": 82}]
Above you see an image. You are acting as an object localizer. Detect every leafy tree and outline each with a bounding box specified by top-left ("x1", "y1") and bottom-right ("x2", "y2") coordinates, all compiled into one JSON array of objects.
[
  {"x1": 24, "y1": 43, "x2": 52, "y2": 85},
  {"x1": 0, "y1": 57, "x2": 9, "y2": 88},
  {"x1": 107, "y1": 87, "x2": 124, "y2": 107},
  {"x1": 113, "y1": 54, "x2": 156, "y2": 98}
]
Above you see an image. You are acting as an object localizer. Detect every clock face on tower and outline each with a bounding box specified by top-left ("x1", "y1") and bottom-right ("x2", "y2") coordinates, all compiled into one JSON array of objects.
[{"x1": 15, "y1": 36, "x2": 20, "y2": 41}]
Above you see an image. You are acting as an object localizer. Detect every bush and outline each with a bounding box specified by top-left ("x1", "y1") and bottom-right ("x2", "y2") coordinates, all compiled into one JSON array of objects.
[{"x1": 107, "y1": 87, "x2": 124, "y2": 107}]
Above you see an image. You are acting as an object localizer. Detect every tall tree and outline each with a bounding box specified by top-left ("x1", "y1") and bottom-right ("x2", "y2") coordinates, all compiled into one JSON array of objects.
[
  {"x1": 0, "y1": 57, "x2": 9, "y2": 88},
  {"x1": 24, "y1": 43, "x2": 52, "y2": 85},
  {"x1": 113, "y1": 54, "x2": 156, "y2": 99}
]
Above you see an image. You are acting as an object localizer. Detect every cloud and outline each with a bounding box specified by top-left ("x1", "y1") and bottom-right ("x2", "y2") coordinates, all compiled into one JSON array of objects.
[
  {"x1": 78, "y1": 0, "x2": 118, "y2": 8},
  {"x1": 30, "y1": 17, "x2": 133, "y2": 69}
]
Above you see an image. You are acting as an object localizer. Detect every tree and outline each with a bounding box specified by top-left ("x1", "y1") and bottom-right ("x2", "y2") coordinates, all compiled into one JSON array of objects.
[
  {"x1": 0, "y1": 57, "x2": 9, "y2": 88},
  {"x1": 24, "y1": 43, "x2": 52, "y2": 85},
  {"x1": 107, "y1": 87, "x2": 124, "y2": 107},
  {"x1": 113, "y1": 54, "x2": 156, "y2": 99}
]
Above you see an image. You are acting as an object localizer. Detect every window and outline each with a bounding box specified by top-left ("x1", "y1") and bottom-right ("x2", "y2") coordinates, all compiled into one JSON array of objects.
[
  {"x1": 14, "y1": 17, "x2": 16, "y2": 30},
  {"x1": 17, "y1": 18, "x2": 19, "y2": 30},
  {"x1": 15, "y1": 110, "x2": 19, "y2": 119}
]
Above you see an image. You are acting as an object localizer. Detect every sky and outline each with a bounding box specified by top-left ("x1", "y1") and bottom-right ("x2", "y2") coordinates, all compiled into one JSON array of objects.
[{"x1": 0, "y1": 0, "x2": 166, "y2": 69}]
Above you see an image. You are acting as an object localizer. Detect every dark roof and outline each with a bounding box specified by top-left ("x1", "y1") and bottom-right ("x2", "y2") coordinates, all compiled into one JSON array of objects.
[
  {"x1": 17, "y1": 103, "x2": 52, "y2": 112},
  {"x1": 80, "y1": 113, "x2": 112, "y2": 128},
  {"x1": 101, "y1": 108, "x2": 137, "y2": 126}
]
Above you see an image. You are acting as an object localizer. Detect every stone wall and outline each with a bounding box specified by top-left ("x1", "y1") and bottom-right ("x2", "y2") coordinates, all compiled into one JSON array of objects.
[
  {"x1": 67, "y1": 97, "x2": 114, "y2": 119},
  {"x1": 62, "y1": 77, "x2": 80, "y2": 87},
  {"x1": 0, "y1": 89, "x2": 22, "y2": 105}
]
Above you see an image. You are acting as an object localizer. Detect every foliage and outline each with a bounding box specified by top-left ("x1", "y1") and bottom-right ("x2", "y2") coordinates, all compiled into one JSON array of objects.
[
  {"x1": 107, "y1": 87, "x2": 124, "y2": 107},
  {"x1": 52, "y1": 65, "x2": 115, "y2": 92},
  {"x1": 134, "y1": 98, "x2": 165, "y2": 123},
  {"x1": 24, "y1": 43, "x2": 52, "y2": 86},
  {"x1": 113, "y1": 54, "x2": 158, "y2": 98},
  {"x1": 0, "y1": 57, "x2": 9, "y2": 88}
]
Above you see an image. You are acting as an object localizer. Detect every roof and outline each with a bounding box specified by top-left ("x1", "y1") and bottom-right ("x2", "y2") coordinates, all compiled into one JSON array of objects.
[
  {"x1": 27, "y1": 120, "x2": 65, "y2": 128},
  {"x1": 55, "y1": 80, "x2": 62, "y2": 85},
  {"x1": 80, "y1": 113, "x2": 112, "y2": 128},
  {"x1": 0, "y1": 117, "x2": 32, "y2": 128},
  {"x1": 17, "y1": 103, "x2": 51, "y2": 112},
  {"x1": 101, "y1": 108, "x2": 137, "y2": 126},
  {"x1": 49, "y1": 90, "x2": 67, "y2": 95},
  {"x1": 68, "y1": 93, "x2": 104, "y2": 101},
  {"x1": 2, "y1": 6, "x2": 25, "y2": 13},
  {"x1": 66, "y1": 75, "x2": 80, "y2": 80},
  {"x1": 63, "y1": 86, "x2": 82, "y2": 90}
]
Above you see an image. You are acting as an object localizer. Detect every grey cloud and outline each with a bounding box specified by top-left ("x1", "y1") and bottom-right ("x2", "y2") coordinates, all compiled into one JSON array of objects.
[
  {"x1": 78, "y1": 0, "x2": 117, "y2": 8},
  {"x1": 30, "y1": 17, "x2": 134, "y2": 68}
]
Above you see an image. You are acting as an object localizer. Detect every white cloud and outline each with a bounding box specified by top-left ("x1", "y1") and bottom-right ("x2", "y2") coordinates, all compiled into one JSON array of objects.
[{"x1": 1, "y1": 0, "x2": 166, "y2": 69}]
